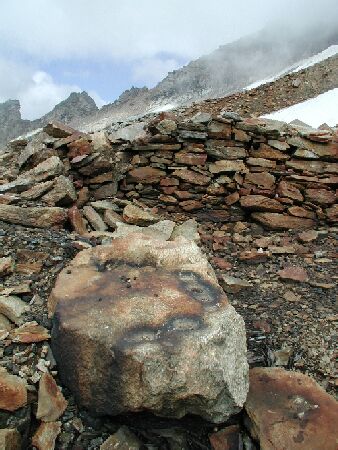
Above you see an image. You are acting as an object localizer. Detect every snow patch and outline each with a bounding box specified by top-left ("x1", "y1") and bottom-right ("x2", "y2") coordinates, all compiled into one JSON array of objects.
[
  {"x1": 262, "y1": 88, "x2": 338, "y2": 128},
  {"x1": 245, "y1": 45, "x2": 338, "y2": 90},
  {"x1": 150, "y1": 103, "x2": 177, "y2": 113}
]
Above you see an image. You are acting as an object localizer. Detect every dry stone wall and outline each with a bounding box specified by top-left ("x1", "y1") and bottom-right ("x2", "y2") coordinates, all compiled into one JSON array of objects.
[{"x1": 0, "y1": 113, "x2": 337, "y2": 233}]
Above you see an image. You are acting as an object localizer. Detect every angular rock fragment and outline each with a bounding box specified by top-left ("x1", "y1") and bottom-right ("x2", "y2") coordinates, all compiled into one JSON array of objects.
[
  {"x1": 278, "y1": 266, "x2": 309, "y2": 283},
  {"x1": 10, "y1": 322, "x2": 50, "y2": 343},
  {"x1": 221, "y1": 275, "x2": 251, "y2": 293},
  {"x1": 0, "y1": 295, "x2": 30, "y2": 324},
  {"x1": 209, "y1": 160, "x2": 247, "y2": 174},
  {"x1": 42, "y1": 175, "x2": 77, "y2": 206},
  {"x1": 171, "y1": 219, "x2": 200, "y2": 243},
  {"x1": 44, "y1": 121, "x2": 77, "y2": 138},
  {"x1": 173, "y1": 168, "x2": 211, "y2": 185},
  {"x1": 0, "y1": 205, "x2": 67, "y2": 228},
  {"x1": 209, "y1": 425, "x2": 242, "y2": 450},
  {"x1": 252, "y1": 213, "x2": 315, "y2": 230},
  {"x1": 100, "y1": 426, "x2": 141, "y2": 450},
  {"x1": 31, "y1": 422, "x2": 61, "y2": 450},
  {"x1": 36, "y1": 373, "x2": 67, "y2": 422},
  {"x1": 113, "y1": 220, "x2": 175, "y2": 241},
  {"x1": 49, "y1": 235, "x2": 248, "y2": 422},
  {"x1": 83, "y1": 205, "x2": 107, "y2": 231},
  {"x1": 0, "y1": 368, "x2": 27, "y2": 411},
  {"x1": 0, "y1": 257, "x2": 13, "y2": 277},
  {"x1": 122, "y1": 204, "x2": 158, "y2": 226},
  {"x1": 240, "y1": 195, "x2": 284, "y2": 212},
  {"x1": 0, "y1": 429, "x2": 21, "y2": 450},
  {"x1": 245, "y1": 367, "x2": 338, "y2": 450}
]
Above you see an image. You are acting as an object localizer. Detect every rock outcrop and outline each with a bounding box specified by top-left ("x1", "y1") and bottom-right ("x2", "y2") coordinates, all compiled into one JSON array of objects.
[{"x1": 49, "y1": 234, "x2": 249, "y2": 422}]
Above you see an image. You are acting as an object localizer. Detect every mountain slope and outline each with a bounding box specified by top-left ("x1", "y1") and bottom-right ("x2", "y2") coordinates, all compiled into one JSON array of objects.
[{"x1": 0, "y1": 92, "x2": 98, "y2": 149}]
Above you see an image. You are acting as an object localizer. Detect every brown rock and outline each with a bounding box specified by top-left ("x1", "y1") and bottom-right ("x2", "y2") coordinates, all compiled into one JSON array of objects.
[
  {"x1": 286, "y1": 160, "x2": 338, "y2": 174},
  {"x1": 43, "y1": 121, "x2": 77, "y2": 138},
  {"x1": 123, "y1": 204, "x2": 158, "y2": 226},
  {"x1": 278, "y1": 266, "x2": 309, "y2": 283},
  {"x1": 209, "y1": 425, "x2": 242, "y2": 450},
  {"x1": 0, "y1": 429, "x2": 21, "y2": 450},
  {"x1": 224, "y1": 192, "x2": 240, "y2": 206},
  {"x1": 245, "y1": 172, "x2": 275, "y2": 189},
  {"x1": 180, "y1": 200, "x2": 203, "y2": 211},
  {"x1": 36, "y1": 373, "x2": 67, "y2": 422},
  {"x1": 247, "y1": 157, "x2": 276, "y2": 169},
  {"x1": 67, "y1": 138, "x2": 92, "y2": 159},
  {"x1": 326, "y1": 204, "x2": 338, "y2": 222},
  {"x1": 20, "y1": 180, "x2": 55, "y2": 200},
  {"x1": 252, "y1": 213, "x2": 315, "y2": 230},
  {"x1": 245, "y1": 367, "x2": 338, "y2": 450},
  {"x1": 240, "y1": 195, "x2": 284, "y2": 212},
  {"x1": 288, "y1": 206, "x2": 316, "y2": 219},
  {"x1": 206, "y1": 141, "x2": 247, "y2": 160},
  {"x1": 173, "y1": 168, "x2": 211, "y2": 185},
  {"x1": 277, "y1": 181, "x2": 303, "y2": 202},
  {"x1": 0, "y1": 205, "x2": 67, "y2": 228},
  {"x1": 208, "y1": 121, "x2": 232, "y2": 139},
  {"x1": 10, "y1": 322, "x2": 50, "y2": 343},
  {"x1": 83, "y1": 206, "x2": 107, "y2": 231},
  {"x1": 174, "y1": 152, "x2": 207, "y2": 165},
  {"x1": 239, "y1": 250, "x2": 270, "y2": 264},
  {"x1": 212, "y1": 258, "x2": 232, "y2": 271},
  {"x1": 32, "y1": 422, "x2": 61, "y2": 450},
  {"x1": 0, "y1": 368, "x2": 27, "y2": 411},
  {"x1": 103, "y1": 210, "x2": 123, "y2": 229},
  {"x1": 0, "y1": 257, "x2": 13, "y2": 277},
  {"x1": 305, "y1": 188, "x2": 336, "y2": 205},
  {"x1": 209, "y1": 160, "x2": 247, "y2": 174},
  {"x1": 160, "y1": 177, "x2": 179, "y2": 186},
  {"x1": 298, "y1": 230, "x2": 318, "y2": 242},
  {"x1": 249, "y1": 144, "x2": 289, "y2": 160},
  {"x1": 68, "y1": 206, "x2": 87, "y2": 235},
  {"x1": 128, "y1": 166, "x2": 165, "y2": 184}
]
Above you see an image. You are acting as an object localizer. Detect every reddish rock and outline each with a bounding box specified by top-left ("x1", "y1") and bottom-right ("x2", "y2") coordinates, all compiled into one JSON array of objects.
[
  {"x1": 288, "y1": 206, "x2": 316, "y2": 219},
  {"x1": 305, "y1": 188, "x2": 336, "y2": 205},
  {"x1": 252, "y1": 213, "x2": 315, "y2": 230},
  {"x1": 240, "y1": 195, "x2": 284, "y2": 212},
  {"x1": 43, "y1": 121, "x2": 77, "y2": 138},
  {"x1": 0, "y1": 368, "x2": 27, "y2": 411},
  {"x1": 326, "y1": 204, "x2": 338, "y2": 222},
  {"x1": 224, "y1": 192, "x2": 239, "y2": 205},
  {"x1": 209, "y1": 425, "x2": 242, "y2": 450},
  {"x1": 208, "y1": 121, "x2": 232, "y2": 139},
  {"x1": 100, "y1": 426, "x2": 142, "y2": 450},
  {"x1": 68, "y1": 206, "x2": 87, "y2": 235},
  {"x1": 245, "y1": 367, "x2": 338, "y2": 450},
  {"x1": 36, "y1": 373, "x2": 68, "y2": 422},
  {"x1": 128, "y1": 167, "x2": 166, "y2": 184},
  {"x1": 180, "y1": 200, "x2": 203, "y2": 211},
  {"x1": 10, "y1": 322, "x2": 50, "y2": 343},
  {"x1": 32, "y1": 422, "x2": 61, "y2": 450},
  {"x1": 123, "y1": 204, "x2": 158, "y2": 226},
  {"x1": 159, "y1": 195, "x2": 178, "y2": 204},
  {"x1": 278, "y1": 266, "x2": 309, "y2": 283},
  {"x1": 209, "y1": 160, "x2": 247, "y2": 174},
  {"x1": 160, "y1": 177, "x2": 179, "y2": 186},
  {"x1": 212, "y1": 258, "x2": 232, "y2": 271},
  {"x1": 0, "y1": 205, "x2": 67, "y2": 229},
  {"x1": 175, "y1": 190, "x2": 196, "y2": 200},
  {"x1": 161, "y1": 186, "x2": 176, "y2": 195},
  {"x1": 249, "y1": 144, "x2": 289, "y2": 160},
  {"x1": 239, "y1": 250, "x2": 270, "y2": 264},
  {"x1": 67, "y1": 139, "x2": 92, "y2": 159},
  {"x1": 173, "y1": 169, "x2": 211, "y2": 185},
  {"x1": 286, "y1": 160, "x2": 338, "y2": 174},
  {"x1": 277, "y1": 181, "x2": 303, "y2": 202},
  {"x1": 245, "y1": 172, "x2": 275, "y2": 190},
  {"x1": 175, "y1": 152, "x2": 207, "y2": 165},
  {"x1": 298, "y1": 230, "x2": 318, "y2": 242},
  {"x1": 247, "y1": 157, "x2": 276, "y2": 168}
]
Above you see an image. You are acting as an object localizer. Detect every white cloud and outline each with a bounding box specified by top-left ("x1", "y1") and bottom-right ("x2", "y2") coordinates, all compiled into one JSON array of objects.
[
  {"x1": 0, "y1": 58, "x2": 105, "y2": 119},
  {"x1": 132, "y1": 58, "x2": 182, "y2": 87}
]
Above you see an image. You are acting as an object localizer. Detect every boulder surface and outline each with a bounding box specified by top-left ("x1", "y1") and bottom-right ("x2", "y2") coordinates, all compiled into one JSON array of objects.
[{"x1": 49, "y1": 234, "x2": 248, "y2": 422}]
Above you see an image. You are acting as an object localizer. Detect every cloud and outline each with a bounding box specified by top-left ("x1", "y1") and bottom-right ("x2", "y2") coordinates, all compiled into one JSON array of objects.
[
  {"x1": 0, "y1": 58, "x2": 105, "y2": 119},
  {"x1": 3, "y1": 0, "x2": 335, "y2": 62},
  {"x1": 132, "y1": 58, "x2": 182, "y2": 87}
]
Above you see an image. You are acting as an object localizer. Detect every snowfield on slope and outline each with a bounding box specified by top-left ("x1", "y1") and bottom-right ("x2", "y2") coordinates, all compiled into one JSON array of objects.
[
  {"x1": 263, "y1": 88, "x2": 338, "y2": 128},
  {"x1": 245, "y1": 45, "x2": 338, "y2": 90}
]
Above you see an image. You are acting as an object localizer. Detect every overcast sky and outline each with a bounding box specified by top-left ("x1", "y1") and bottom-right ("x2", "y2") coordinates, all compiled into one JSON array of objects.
[{"x1": 0, "y1": 0, "x2": 337, "y2": 119}]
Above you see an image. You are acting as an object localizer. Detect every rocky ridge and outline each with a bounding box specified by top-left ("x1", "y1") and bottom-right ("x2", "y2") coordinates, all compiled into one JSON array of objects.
[{"x1": 0, "y1": 114, "x2": 337, "y2": 449}]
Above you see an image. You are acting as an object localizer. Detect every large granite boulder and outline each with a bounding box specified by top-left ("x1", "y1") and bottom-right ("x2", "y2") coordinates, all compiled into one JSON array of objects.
[{"x1": 49, "y1": 235, "x2": 248, "y2": 422}]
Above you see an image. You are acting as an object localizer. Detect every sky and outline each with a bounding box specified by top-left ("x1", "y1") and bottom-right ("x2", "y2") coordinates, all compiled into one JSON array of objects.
[{"x1": 0, "y1": 0, "x2": 337, "y2": 119}]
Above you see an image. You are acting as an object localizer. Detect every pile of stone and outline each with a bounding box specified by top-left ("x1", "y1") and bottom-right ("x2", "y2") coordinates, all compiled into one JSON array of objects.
[{"x1": 0, "y1": 114, "x2": 337, "y2": 449}]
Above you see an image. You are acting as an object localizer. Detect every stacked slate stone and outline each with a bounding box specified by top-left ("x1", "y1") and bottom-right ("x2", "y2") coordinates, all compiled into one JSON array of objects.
[{"x1": 0, "y1": 113, "x2": 337, "y2": 233}]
